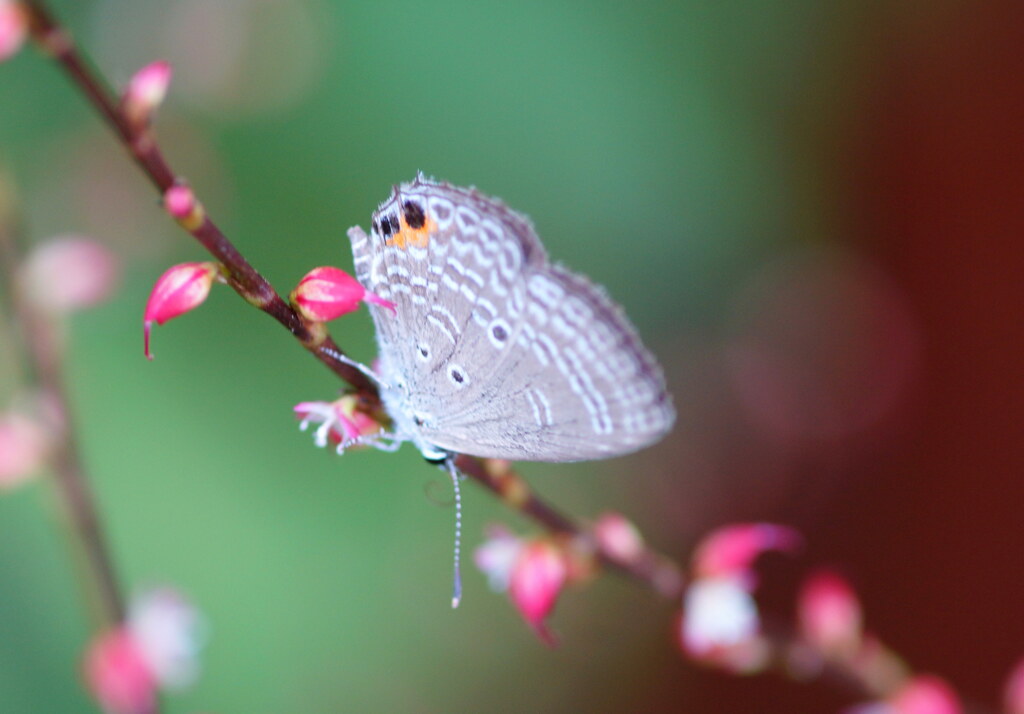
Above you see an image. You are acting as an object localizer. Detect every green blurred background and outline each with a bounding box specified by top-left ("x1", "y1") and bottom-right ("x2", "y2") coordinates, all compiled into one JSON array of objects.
[{"x1": 3, "y1": 0, "x2": 1024, "y2": 712}]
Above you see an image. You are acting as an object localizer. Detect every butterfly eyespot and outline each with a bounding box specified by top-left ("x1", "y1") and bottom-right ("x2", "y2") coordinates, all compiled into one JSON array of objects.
[
  {"x1": 488, "y1": 319, "x2": 511, "y2": 349},
  {"x1": 403, "y1": 201, "x2": 426, "y2": 229},
  {"x1": 448, "y1": 365, "x2": 468, "y2": 387},
  {"x1": 417, "y1": 345, "x2": 430, "y2": 361}
]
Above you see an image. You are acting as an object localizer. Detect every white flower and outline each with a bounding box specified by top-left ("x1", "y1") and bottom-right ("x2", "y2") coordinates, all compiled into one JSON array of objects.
[
  {"x1": 682, "y1": 576, "x2": 759, "y2": 656},
  {"x1": 128, "y1": 588, "x2": 204, "y2": 689}
]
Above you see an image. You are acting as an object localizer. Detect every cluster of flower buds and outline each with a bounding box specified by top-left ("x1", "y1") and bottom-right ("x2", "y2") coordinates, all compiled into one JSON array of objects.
[
  {"x1": 475, "y1": 526, "x2": 567, "y2": 645},
  {"x1": 0, "y1": 1, "x2": 27, "y2": 63},
  {"x1": 288, "y1": 268, "x2": 398, "y2": 449},
  {"x1": 672, "y1": 523, "x2": 1024, "y2": 712},
  {"x1": 139, "y1": 184, "x2": 231, "y2": 358},
  {"x1": 475, "y1": 521, "x2": 606, "y2": 646},
  {"x1": 83, "y1": 589, "x2": 204, "y2": 714},
  {"x1": 794, "y1": 568, "x2": 974, "y2": 712}
]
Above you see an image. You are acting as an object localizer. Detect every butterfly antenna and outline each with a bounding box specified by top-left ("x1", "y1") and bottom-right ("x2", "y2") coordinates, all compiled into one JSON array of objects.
[
  {"x1": 444, "y1": 457, "x2": 464, "y2": 608},
  {"x1": 321, "y1": 347, "x2": 390, "y2": 389}
]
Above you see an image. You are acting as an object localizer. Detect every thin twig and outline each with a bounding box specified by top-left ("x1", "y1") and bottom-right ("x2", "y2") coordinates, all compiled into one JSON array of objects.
[{"x1": 23, "y1": 0, "x2": 375, "y2": 395}]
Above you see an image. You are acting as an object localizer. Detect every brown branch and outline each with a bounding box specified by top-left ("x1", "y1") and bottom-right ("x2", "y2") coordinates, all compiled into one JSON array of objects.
[
  {"x1": 23, "y1": 0, "x2": 375, "y2": 396},
  {"x1": 21, "y1": 0, "x2": 684, "y2": 601},
  {"x1": 455, "y1": 455, "x2": 684, "y2": 596},
  {"x1": 0, "y1": 200, "x2": 125, "y2": 629}
]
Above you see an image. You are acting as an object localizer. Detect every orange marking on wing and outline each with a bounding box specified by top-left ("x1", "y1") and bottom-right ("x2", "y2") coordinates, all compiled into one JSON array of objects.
[{"x1": 386, "y1": 215, "x2": 436, "y2": 250}]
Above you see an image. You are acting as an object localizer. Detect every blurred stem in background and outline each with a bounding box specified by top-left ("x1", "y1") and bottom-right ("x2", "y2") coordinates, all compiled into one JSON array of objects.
[{"x1": 0, "y1": 175, "x2": 125, "y2": 630}]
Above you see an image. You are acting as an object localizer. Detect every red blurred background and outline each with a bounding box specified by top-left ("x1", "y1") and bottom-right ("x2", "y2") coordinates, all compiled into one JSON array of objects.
[{"x1": 690, "y1": 2, "x2": 1024, "y2": 710}]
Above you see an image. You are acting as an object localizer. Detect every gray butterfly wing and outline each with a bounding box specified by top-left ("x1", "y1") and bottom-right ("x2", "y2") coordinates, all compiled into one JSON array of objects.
[
  {"x1": 349, "y1": 176, "x2": 674, "y2": 462},
  {"x1": 423, "y1": 260, "x2": 675, "y2": 461}
]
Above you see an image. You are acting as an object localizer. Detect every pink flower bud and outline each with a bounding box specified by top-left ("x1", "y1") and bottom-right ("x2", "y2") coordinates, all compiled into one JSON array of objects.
[
  {"x1": 143, "y1": 262, "x2": 219, "y2": 359},
  {"x1": 0, "y1": 1, "x2": 27, "y2": 63},
  {"x1": 122, "y1": 61, "x2": 172, "y2": 128},
  {"x1": 163, "y1": 185, "x2": 205, "y2": 232},
  {"x1": 692, "y1": 522, "x2": 801, "y2": 581},
  {"x1": 508, "y1": 540, "x2": 567, "y2": 645},
  {"x1": 798, "y1": 570, "x2": 863, "y2": 658},
  {"x1": 474, "y1": 525, "x2": 525, "y2": 592},
  {"x1": 84, "y1": 628, "x2": 157, "y2": 714},
  {"x1": 889, "y1": 675, "x2": 961, "y2": 714},
  {"x1": 20, "y1": 236, "x2": 120, "y2": 313},
  {"x1": 290, "y1": 266, "x2": 395, "y2": 323},
  {"x1": 1005, "y1": 659, "x2": 1024, "y2": 714},
  {"x1": 0, "y1": 411, "x2": 51, "y2": 489},
  {"x1": 593, "y1": 512, "x2": 644, "y2": 563}
]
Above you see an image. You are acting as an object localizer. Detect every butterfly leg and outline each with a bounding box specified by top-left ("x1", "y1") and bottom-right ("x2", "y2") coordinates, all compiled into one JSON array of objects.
[{"x1": 348, "y1": 431, "x2": 405, "y2": 454}]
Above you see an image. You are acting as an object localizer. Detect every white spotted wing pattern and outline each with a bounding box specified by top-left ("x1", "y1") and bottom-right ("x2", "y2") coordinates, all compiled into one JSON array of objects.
[{"x1": 347, "y1": 174, "x2": 674, "y2": 462}]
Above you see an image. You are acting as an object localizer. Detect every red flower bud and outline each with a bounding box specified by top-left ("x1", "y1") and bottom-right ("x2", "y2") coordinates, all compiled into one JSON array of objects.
[
  {"x1": 122, "y1": 61, "x2": 172, "y2": 129},
  {"x1": 508, "y1": 540, "x2": 567, "y2": 646},
  {"x1": 692, "y1": 522, "x2": 801, "y2": 581},
  {"x1": 290, "y1": 266, "x2": 395, "y2": 322},
  {"x1": 163, "y1": 185, "x2": 205, "y2": 231},
  {"x1": 84, "y1": 628, "x2": 157, "y2": 714},
  {"x1": 0, "y1": 1, "x2": 27, "y2": 63},
  {"x1": 143, "y1": 262, "x2": 219, "y2": 360},
  {"x1": 797, "y1": 570, "x2": 863, "y2": 658}
]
